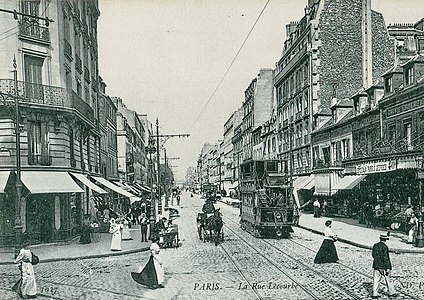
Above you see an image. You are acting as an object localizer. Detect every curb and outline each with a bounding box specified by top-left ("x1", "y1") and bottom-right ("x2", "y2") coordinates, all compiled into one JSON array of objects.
[
  {"x1": 296, "y1": 224, "x2": 424, "y2": 254},
  {"x1": 0, "y1": 246, "x2": 151, "y2": 266}
]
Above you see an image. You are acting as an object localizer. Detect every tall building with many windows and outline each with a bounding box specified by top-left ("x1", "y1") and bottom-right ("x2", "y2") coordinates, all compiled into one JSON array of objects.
[
  {"x1": 274, "y1": 0, "x2": 394, "y2": 181},
  {"x1": 0, "y1": 0, "x2": 102, "y2": 245}
]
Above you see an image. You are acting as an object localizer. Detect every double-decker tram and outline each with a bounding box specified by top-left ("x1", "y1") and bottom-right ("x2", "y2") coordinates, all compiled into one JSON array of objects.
[{"x1": 239, "y1": 160, "x2": 298, "y2": 238}]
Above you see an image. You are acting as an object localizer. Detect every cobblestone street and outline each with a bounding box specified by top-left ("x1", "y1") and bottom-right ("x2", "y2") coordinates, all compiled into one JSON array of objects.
[{"x1": 1, "y1": 193, "x2": 424, "y2": 300}]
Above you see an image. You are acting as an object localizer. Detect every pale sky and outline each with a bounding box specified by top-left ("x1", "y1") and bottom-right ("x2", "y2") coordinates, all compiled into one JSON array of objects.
[{"x1": 97, "y1": 0, "x2": 424, "y2": 181}]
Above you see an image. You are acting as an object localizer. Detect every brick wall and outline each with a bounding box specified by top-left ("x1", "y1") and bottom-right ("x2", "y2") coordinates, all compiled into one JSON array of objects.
[
  {"x1": 371, "y1": 11, "x2": 395, "y2": 82},
  {"x1": 254, "y1": 69, "x2": 274, "y2": 128},
  {"x1": 316, "y1": 0, "x2": 393, "y2": 111},
  {"x1": 317, "y1": 0, "x2": 363, "y2": 109}
]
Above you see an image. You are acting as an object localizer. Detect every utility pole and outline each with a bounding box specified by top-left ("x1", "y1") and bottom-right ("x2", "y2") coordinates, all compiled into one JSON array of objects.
[
  {"x1": 154, "y1": 118, "x2": 189, "y2": 214},
  {"x1": 13, "y1": 57, "x2": 23, "y2": 257},
  {"x1": 156, "y1": 118, "x2": 161, "y2": 215},
  {"x1": 218, "y1": 158, "x2": 222, "y2": 192}
]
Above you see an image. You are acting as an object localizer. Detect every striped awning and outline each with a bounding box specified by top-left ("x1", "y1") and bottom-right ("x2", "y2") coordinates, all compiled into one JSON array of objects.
[
  {"x1": 91, "y1": 176, "x2": 141, "y2": 204},
  {"x1": 133, "y1": 182, "x2": 151, "y2": 193},
  {"x1": 70, "y1": 172, "x2": 108, "y2": 194}
]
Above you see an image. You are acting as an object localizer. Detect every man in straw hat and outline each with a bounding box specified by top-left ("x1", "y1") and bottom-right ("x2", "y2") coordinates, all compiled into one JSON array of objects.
[{"x1": 371, "y1": 233, "x2": 397, "y2": 299}]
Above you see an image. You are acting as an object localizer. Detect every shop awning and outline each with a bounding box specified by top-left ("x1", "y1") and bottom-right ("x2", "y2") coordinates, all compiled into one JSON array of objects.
[
  {"x1": 292, "y1": 176, "x2": 311, "y2": 189},
  {"x1": 0, "y1": 171, "x2": 11, "y2": 193},
  {"x1": 69, "y1": 173, "x2": 108, "y2": 194},
  {"x1": 332, "y1": 175, "x2": 366, "y2": 191},
  {"x1": 133, "y1": 182, "x2": 151, "y2": 193},
  {"x1": 300, "y1": 175, "x2": 315, "y2": 190},
  {"x1": 91, "y1": 176, "x2": 141, "y2": 204},
  {"x1": 21, "y1": 171, "x2": 84, "y2": 194}
]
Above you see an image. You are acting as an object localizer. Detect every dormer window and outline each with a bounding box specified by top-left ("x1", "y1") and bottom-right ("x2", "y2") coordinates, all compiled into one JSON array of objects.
[
  {"x1": 385, "y1": 76, "x2": 393, "y2": 93},
  {"x1": 406, "y1": 66, "x2": 414, "y2": 86}
]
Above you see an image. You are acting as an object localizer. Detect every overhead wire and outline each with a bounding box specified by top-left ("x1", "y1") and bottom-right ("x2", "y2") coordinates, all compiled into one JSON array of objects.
[{"x1": 187, "y1": 0, "x2": 271, "y2": 132}]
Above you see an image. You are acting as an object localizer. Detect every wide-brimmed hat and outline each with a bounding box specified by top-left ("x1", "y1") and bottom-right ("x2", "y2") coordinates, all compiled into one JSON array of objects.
[{"x1": 325, "y1": 220, "x2": 332, "y2": 227}]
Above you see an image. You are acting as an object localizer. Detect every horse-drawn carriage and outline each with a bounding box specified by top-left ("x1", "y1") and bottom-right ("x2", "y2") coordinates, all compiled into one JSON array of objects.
[{"x1": 196, "y1": 209, "x2": 224, "y2": 245}]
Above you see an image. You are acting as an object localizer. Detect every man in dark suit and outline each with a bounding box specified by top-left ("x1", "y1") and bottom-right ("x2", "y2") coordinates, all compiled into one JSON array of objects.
[{"x1": 371, "y1": 234, "x2": 397, "y2": 299}]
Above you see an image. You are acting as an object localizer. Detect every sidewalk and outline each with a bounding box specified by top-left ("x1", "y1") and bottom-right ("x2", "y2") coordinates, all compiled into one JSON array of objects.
[
  {"x1": 298, "y1": 213, "x2": 424, "y2": 254},
  {"x1": 0, "y1": 225, "x2": 151, "y2": 265}
]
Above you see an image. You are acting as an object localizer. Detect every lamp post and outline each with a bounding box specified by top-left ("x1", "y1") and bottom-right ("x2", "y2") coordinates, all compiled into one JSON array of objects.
[
  {"x1": 13, "y1": 57, "x2": 23, "y2": 257},
  {"x1": 145, "y1": 137, "x2": 156, "y2": 239},
  {"x1": 416, "y1": 156, "x2": 424, "y2": 248}
]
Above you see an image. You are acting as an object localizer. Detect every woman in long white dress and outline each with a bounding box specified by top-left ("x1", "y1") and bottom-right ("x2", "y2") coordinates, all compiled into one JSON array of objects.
[
  {"x1": 110, "y1": 219, "x2": 123, "y2": 251},
  {"x1": 121, "y1": 217, "x2": 133, "y2": 240},
  {"x1": 13, "y1": 243, "x2": 37, "y2": 298},
  {"x1": 408, "y1": 213, "x2": 418, "y2": 243}
]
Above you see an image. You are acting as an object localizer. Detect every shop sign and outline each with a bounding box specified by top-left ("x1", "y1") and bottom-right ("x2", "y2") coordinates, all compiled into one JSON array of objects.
[{"x1": 356, "y1": 160, "x2": 397, "y2": 174}]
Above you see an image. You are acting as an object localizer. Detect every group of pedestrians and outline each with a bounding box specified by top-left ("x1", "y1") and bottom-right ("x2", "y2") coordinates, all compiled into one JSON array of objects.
[
  {"x1": 314, "y1": 220, "x2": 398, "y2": 298},
  {"x1": 313, "y1": 199, "x2": 328, "y2": 218}
]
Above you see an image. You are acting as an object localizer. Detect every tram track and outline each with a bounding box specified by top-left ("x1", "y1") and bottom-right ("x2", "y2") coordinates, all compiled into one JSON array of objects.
[
  {"x1": 189, "y1": 199, "x2": 359, "y2": 300},
  {"x1": 222, "y1": 208, "x2": 420, "y2": 300}
]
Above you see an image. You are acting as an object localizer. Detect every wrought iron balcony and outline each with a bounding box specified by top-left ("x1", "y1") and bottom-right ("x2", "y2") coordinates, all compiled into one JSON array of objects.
[
  {"x1": 18, "y1": 19, "x2": 50, "y2": 44},
  {"x1": 0, "y1": 79, "x2": 94, "y2": 124},
  {"x1": 91, "y1": 77, "x2": 98, "y2": 91},
  {"x1": 84, "y1": 67, "x2": 90, "y2": 83},
  {"x1": 64, "y1": 39, "x2": 73, "y2": 61},
  {"x1": 75, "y1": 54, "x2": 83, "y2": 73}
]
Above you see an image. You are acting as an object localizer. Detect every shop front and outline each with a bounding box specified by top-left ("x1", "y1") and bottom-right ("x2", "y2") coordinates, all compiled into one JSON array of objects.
[
  {"x1": 0, "y1": 171, "x2": 84, "y2": 246},
  {"x1": 338, "y1": 155, "x2": 421, "y2": 229}
]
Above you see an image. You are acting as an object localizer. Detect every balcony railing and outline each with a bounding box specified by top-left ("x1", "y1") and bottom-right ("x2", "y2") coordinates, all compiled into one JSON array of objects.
[
  {"x1": 84, "y1": 67, "x2": 90, "y2": 83},
  {"x1": 28, "y1": 154, "x2": 52, "y2": 166},
  {"x1": 64, "y1": 39, "x2": 73, "y2": 61},
  {"x1": 0, "y1": 79, "x2": 94, "y2": 124},
  {"x1": 75, "y1": 54, "x2": 83, "y2": 73},
  {"x1": 18, "y1": 19, "x2": 50, "y2": 44},
  {"x1": 91, "y1": 77, "x2": 98, "y2": 91}
]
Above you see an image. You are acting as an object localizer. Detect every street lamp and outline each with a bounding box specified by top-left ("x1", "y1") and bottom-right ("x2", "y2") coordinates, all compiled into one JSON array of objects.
[
  {"x1": 416, "y1": 156, "x2": 424, "y2": 247},
  {"x1": 12, "y1": 58, "x2": 23, "y2": 257},
  {"x1": 145, "y1": 137, "x2": 156, "y2": 239}
]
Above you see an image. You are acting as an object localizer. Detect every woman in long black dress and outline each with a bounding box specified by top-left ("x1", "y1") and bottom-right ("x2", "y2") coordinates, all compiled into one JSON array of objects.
[{"x1": 314, "y1": 220, "x2": 339, "y2": 264}]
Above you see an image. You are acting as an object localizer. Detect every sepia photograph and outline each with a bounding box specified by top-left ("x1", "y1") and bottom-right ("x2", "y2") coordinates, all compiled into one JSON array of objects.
[{"x1": 1, "y1": 0, "x2": 424, "y2": 299}]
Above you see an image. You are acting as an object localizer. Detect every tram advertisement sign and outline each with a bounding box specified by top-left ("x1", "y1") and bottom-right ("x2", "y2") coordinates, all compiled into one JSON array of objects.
[{"x1": 356, "y1": 160, "x2": 396, "y2": 174}]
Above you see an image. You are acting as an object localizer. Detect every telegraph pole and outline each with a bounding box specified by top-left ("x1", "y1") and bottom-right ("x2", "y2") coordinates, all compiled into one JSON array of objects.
[
  {"x1": 13, "y1": 57, "x2": 23, "y2": 257},
  {"x1": 154, "y1": 118, "x2": 189, "y2": 214},
  {"x1": 156, "y1": 118, "x2": 161, "y2": 215}
]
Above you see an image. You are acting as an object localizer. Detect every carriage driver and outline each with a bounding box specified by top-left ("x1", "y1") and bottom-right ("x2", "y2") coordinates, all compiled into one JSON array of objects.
[{"x1": 202, "y1": 199, "x2": 216, "y2": 214}]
